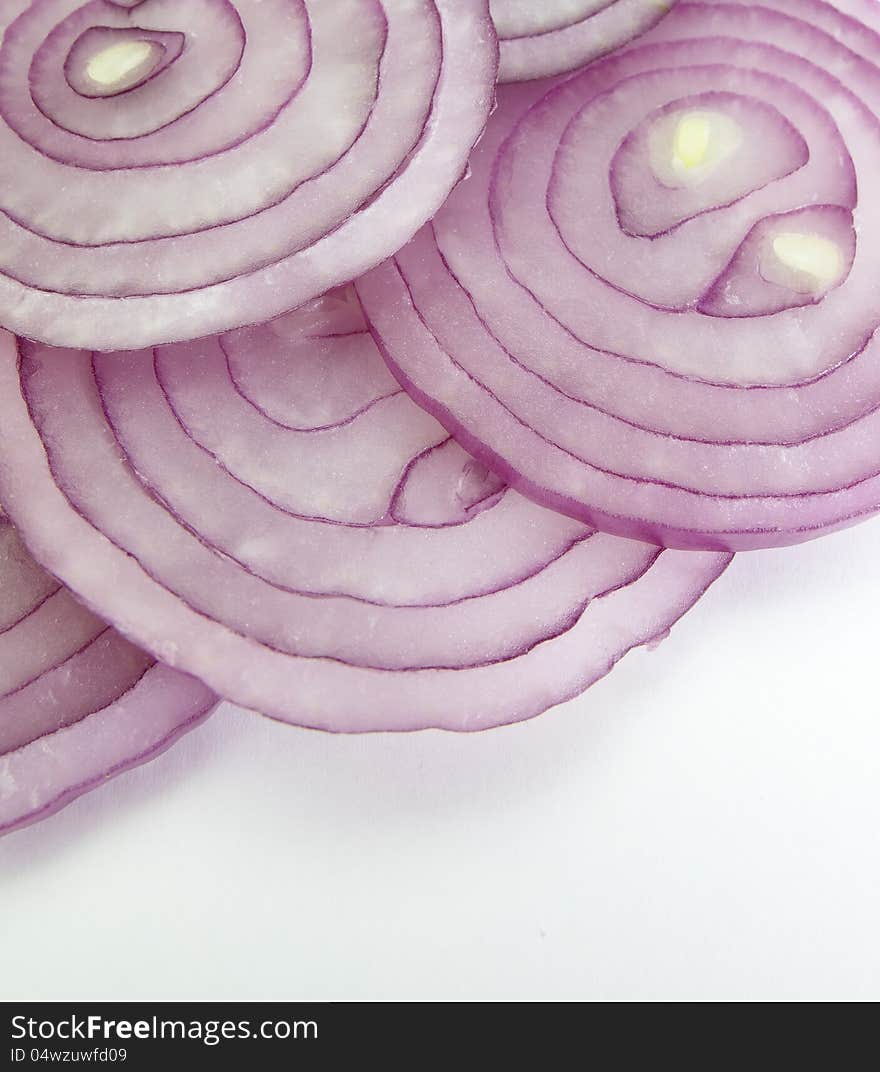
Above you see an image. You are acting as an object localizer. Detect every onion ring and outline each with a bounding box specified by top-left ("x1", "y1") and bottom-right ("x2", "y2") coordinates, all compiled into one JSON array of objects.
[
  {"x1": 0, "y1": 0, "x2": 497, "y2": 350},
  {"x1": 491, "y1": 0, "x2": 680, "y2": 82},
  {"x1": 358, "y1": 0, "x2": 880, "y2": 550},
  {"x1": 0, "y1": 307, "x2": 730, "y2": 731},
  {"x1": 0, "y1": 513, "x2": 216, "y2": 837}
]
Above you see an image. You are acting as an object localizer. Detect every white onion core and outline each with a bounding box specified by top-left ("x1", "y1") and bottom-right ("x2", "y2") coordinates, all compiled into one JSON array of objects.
[
  {"x1": 766, "y1": 232, "x2": 845, "y2": 294},
  {"x1": 650, "y1": 109, "x2": 743, "y2": 188},
  {"x1": 85, "y1": 40, "x2": 161, "y2": 90}
]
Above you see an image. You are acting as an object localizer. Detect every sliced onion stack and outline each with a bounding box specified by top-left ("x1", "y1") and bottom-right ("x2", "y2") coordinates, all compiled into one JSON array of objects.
[
  {"x1": 491, "y1": 0, "x2": 680, "y2": 82},
  {"x1": 0, "y1": 0, "x2": 497, "y2": 350},
  {"x1": 358, "y1": 0, "x2": 880, "y2": 551},
  {"x1": 0, "y1": 514, "x2": 216, "y2": 837},
  {"x1": 0, "y1": 307, "x2": 730, "y2": 732}
]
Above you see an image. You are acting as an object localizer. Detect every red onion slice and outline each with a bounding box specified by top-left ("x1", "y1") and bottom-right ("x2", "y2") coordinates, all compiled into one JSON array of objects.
[
  {"x1": 357, "y1": 0, "x2": 880, "y2": 551},
  {"x1": 0, "y1": 312, "x2": 730, "y2": 732},
  {"x1": 0, "y1": 0, "x2": 497, "y2": 350},
  {"x1": 0, "y1": 515, "x2": 216, "y2": 837},
  {"x1": 491, "y1": 0, "x2": 679, "y2": 82}
]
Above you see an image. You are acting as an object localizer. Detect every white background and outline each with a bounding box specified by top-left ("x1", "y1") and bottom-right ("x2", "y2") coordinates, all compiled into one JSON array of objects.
[{"x1": 2, "y1": 516, "x2": 879, "y2": 1002}]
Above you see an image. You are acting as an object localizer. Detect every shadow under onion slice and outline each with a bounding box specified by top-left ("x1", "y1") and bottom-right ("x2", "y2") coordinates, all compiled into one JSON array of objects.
[
  {"x1": 0, "y1": 515, "x2": 216, "y2": 838},
  {"x1": 357, "y1": 0, "x2": 880, "y2": 551},
  {"x1": 0, "y1": 304, "x2": 730, "y2": 732},
  {"x1": 0, "y1": 0, "x2": 497, "y2": 350}
]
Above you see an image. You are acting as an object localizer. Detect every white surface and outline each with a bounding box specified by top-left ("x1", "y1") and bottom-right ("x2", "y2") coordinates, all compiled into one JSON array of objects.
[{"x1": 2, "y1": 518, "x2": 880, "y2": 1002}]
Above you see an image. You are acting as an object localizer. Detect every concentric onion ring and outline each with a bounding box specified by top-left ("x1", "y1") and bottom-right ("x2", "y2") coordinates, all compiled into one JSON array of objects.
[
  {"x1": 491, "y1": 0, "x2": 680, "y2": 82},
  {"x1": 0, "y1": 0, "x2": 497, "y2": 349},
  {"x1": 358, "y1": 0, "x2": 880, "y2": 551},
  {"x1": 0, "y1": 303, "x2": 730, "y2": 732},
  {"x1": 0, "y1": 514, "x2": 216, "y2": 837}
]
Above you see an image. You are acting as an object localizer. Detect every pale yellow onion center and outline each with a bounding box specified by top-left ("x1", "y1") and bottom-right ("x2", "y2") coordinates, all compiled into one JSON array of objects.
[
  {"x1": 86, "y1": 40, "x2": 157, "y2": 88},
  {"x1": 771, "y1": 233, "x2": 844, "y2": 291},
  {"x1": 673, "y1": 113, "x2": 713, "y2": 170},
  {"x1": 650, "y1": 109, "x2": 743, "y2": 187}
]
